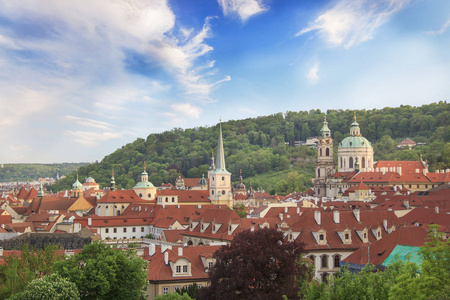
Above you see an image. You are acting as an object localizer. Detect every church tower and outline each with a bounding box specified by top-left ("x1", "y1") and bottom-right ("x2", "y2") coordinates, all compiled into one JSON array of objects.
[
  {"x1": 314, "y1": 116, "x2": 335, "y2": 198},
  {"x1": 72, "y1": 171, "x2": 83, "y2": 198},
  {"x1": 208, "y1": 122, "x2": 233, "y2": 208},
  {"x1": 133, "y1": 162, "x2": 157, "y2": 201}
]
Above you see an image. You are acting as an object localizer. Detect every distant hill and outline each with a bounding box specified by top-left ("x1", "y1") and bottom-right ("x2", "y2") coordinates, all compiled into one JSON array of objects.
[
  {"x1": 50, "y1": 102, "x2": 449, "y2": 195},
  {"x1": 0, "y1": 163, "x2": 89, "y2": 182}
]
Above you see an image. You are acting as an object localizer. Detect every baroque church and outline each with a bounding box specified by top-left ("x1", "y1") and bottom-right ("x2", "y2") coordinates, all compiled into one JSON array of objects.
[{"x1": 312, "y1": 114, "x2": 448, "y2": 199}]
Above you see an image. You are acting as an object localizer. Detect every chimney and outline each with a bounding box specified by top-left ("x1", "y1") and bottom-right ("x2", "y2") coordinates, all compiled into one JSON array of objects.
[
  {"x1": 0, "y1": 247, "x2": 3, "y2": 257},
  {"x1": 178, "y1": 247, "x2": 183, "y2": 256},
  {"x1": 279, "y1": 213, "x2": 283, "y2": 221},
  {"x1": 333, "y1": 210, "x2": 340, "y2": 224},
  {"x1": 382, "y1": 168, "x2": 386, "y2": 175},
  {"x1": 397, "y1": 167, "x2": 402, "y2": 176},
  {"x1": 88, "y1": 218, "x2": 92, "y2": 226},
  {"x1": 435, "y1": 206, "x2": 439, "y2": 214},
  {"x1": 149, "y1": 244, "x2": 156, "y2": 256},
  {"x1": 198, "y1": 205, "x2": 202, "y2": 209},
  {"x1": 353, "y1": 209, "x2": 360, "y2": 222},
  {"x1": 314, "y1": 210, "x2": 321, "y2": 225},
  {"x1": 177, "y1": 205, "x2": 180, "y2": 209},
  {"x1": 383, "y1": 219, "x2": 388, "y2": 231},
  {"x1": 164, "y1": 251, "x2": 168, "y2": 265},
  {"x1": 297, "y1": 207, "x2": 300, "y2": 214},
  {"x1": 415, "y1": 169, "x2": 419, "y2": 173},
  {"x1": 403, "y1": 199, "x2": 410, "y2": 210},
  {"x1": 284, "y1": 207, "x2": 288, "y2": 213},
  {"x1": 250, "y1": 226, "x2": 254, "y2": 232}
]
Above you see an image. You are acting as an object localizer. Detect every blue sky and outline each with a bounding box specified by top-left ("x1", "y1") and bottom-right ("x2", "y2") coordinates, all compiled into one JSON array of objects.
[{"x1": 0, "y1": 0, "x2": 449, "y2": 163}]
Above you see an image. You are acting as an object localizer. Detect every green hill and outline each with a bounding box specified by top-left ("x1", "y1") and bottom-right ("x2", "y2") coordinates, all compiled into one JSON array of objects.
[
  {"x1": 0, "y1": 163, "x2": 88, "y2": 182},
  {"x1": 49, "y1": 102, "x2": 449, "y2": 195}
]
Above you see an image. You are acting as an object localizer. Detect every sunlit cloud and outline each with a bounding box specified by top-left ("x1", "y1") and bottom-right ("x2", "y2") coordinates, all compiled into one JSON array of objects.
[
  {"x1": 307, "y1": 63, "x2": 319, "y2": 84},
  {"x1": 296, "y1": 0, "x2": 409, "y2": 48},
  {"x1": 425, "y1": 19, "x2": 450, "y2": 36},
  {"x1": 217, "y1": 0, "x2": 268, "y2": 22}
]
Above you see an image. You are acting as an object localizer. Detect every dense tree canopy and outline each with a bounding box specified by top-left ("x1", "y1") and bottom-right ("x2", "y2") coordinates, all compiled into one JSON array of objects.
[
  {"x1": 9, "y1": 273, "x2": 80, "y2": 300},
  {"x1": 0, "y1": 244, "x2": 64, "y2": 299},
  {"x1": 199, "y1": 228, "x2": 310, "y2": 300},
  {"x1": 53, "y1": 242, "x2": 148, "y2": 300}
]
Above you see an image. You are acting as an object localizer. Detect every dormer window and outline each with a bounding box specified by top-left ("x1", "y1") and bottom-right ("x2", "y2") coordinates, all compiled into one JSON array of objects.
[
  {"x1": 176, "y1": 266, "x2": 181, "y2": 273},
  {"x1": 345, "y1": 233, "x2": 349, "y2": 239},
  {"x1": 319, "y1": 234, "x2": 324, "y2": 241}
]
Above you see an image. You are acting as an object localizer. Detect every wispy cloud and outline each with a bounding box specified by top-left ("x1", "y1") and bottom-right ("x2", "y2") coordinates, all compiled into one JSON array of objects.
[
  {"x1": 217, "y1": 0, "x2": 268, "y2": 22},
  {"x1": 65, "y1": 130, "x2": 124, "y2": 147},
  {"x1": 425, "y1": 19, "x2": 450, "y2": 36},
  {"x1": 65, "y1": 116, "x2": 114, "y2": 131},
  {"x1": 296, "y1": 0, "x2": 408, "y2": 48},
  {"x1": 307, "y1": 63, "x2": 320, "y2": 84}
]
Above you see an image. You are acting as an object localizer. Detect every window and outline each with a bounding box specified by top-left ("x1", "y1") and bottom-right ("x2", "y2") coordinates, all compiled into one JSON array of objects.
[
  {"x1": 320, "y1": 148, "x2": 322, "y2": 156},
  {"x1": 132, "y1": 227, "x2": 136, "y2": 233},
  {"x1": 364, "y1": 232, "x2": 367, "y2": 239},
  {"x1": 326, "y1": 148, "x2": 330, "y2": 156},
  {"x1": 172, "y1": 197, "x2": 175, "y2": 202},
  {"x1": 176, "y1": 266, "x2": 181, "y2": 273},
  {"x1": 362, "y1": 157, "x2": 365, "y2": 168},
  {"x1": 334, "y1": 255, "x2": 340, "y2": 268},
  {"x1": 123, "y1": 228, "x2": 127, "y2": 233},
  {"x1": 211, "y1": 190, "x2": 214, "y2": 195},
  {"x1": 139, "y1": 193, "x2": 142, "y2": 197},
  {"x1": 309, "y1": 255, "x2": 315, "y2": 265},
  {"x1": 319, "y1": 234, "x2": 324, "y2": 241},
  {"x1": 345, "y1": 233, "x2": 349, "y2": 240},
  {"x1": 165, "y1": 197, "x2": 168, "y2": 202},
  {"x1": 105, "y1": 228, "x2": 109, "y2": 233},
  {"x1": 113, "y1": 228, "x2": 117, "y2": 233},
  {"x1": 148, "y1": 193, "x2": 151, "y2": 198},
  {"x1": 141, "y1": 227, "x2": 144, "y2": 232},
  {"x1": 208, "y1": 261, "x2": 214, "y2": 269},
  {"x1": 318, "y1": 168, "x2": 321, "y2": 177},
  {"x1": 174, "y1": 286, "x2": 180, "y2": 292},
  {"x1": 321, "y1": 255, "x2": 328, "y2": 269},
  {"x1": 222, "y1": 190, "x2": 225, "y2": 195},
  {"x1": 183, "y1": 265, "x2": 188, "y2": 273},
  {"x1": 222, "y1": 176, "x2": 225, "y2": 181},
  {"x1": 349, "y1": 157, "x2": 354, "y2": 168},
  {"x1": 163, "y1": 287, "x2": 169, "y2": 295},
  {"x1": 198, "y1": 284, "x2": 202, "y2": 288}
]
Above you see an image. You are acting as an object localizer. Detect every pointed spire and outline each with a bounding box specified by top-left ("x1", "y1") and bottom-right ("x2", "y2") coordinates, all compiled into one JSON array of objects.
[{"x1": 215, "y1": 122, "x2": 227, "y2": 172}]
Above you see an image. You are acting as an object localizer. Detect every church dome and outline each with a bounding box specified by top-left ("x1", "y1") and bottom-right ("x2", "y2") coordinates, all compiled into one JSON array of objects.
[
  {"x1": 85, "y1": 177, "x2": 96, "y2": 183},
  {"x1": 199, "y1": 175, "x2": 207, "y2": 186},
  {"x1": 339, "y1": 136, "x2": 372, "y2": 148},
  {"x1": 72, "y1": 178, "x2": 82, "y2": 190},
  {"x1": 134, "y1": 181, "x2": 155, "y2": 188}
]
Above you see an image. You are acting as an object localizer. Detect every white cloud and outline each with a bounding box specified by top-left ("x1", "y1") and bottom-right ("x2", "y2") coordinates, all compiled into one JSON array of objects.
[
  {"x1": 65, "y1": 130, "x2": 124, "y2": 147},
  {"x1": 307, "y1": 63, "x2": 320, "y2": 84},
  {"x1": 65, "y1": 116, "x2": 114, "y2": 131},
  {"x1": 296, "y1": 0, "x2": 408, "y2": 48},
  {"x1": 218, "y1": 0, "x2": 268, "y2": 22},
  {"x1": 169, "y1": 103, "x2": 203, "y2": 119},
  {"x1": 425, "y1": 19, "x2": 450, "y2": 36}
]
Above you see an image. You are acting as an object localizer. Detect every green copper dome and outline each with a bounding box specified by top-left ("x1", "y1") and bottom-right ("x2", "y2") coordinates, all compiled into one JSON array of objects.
[
  {"x1": 320, "y1": 117, "x2": 331, "y2": 137},
  {"x1": 72, "y1": 178, "x2": 82, "y2": 189},
  {"x1": 339, "y1": 136, "x2": 371, "y2": 148},
  {"x1": 134, "y1": 181, "x2": 155, "y2": 188}
]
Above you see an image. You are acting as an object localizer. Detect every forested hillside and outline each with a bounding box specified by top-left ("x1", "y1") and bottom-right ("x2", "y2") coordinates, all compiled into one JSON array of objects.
[
  {"x1": 49, "y1": 102, "x2": 449, "y2": 195},
  {"x1": 0, "y1": 163, "x2": 88, "y2": 182}
]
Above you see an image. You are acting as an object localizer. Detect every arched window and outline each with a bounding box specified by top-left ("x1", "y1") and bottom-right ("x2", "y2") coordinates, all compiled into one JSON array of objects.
[
  {"x1": 320, "y1": 148, "x2": 323, "y2": 156},
  {"x1": 340, "y1": 157, "x2": 343, "y2": 168},
  {"x1": 148, "y1": 193, "x2": 151, "y2": 198},
  {"x1": 349, "y1": 157, "x2": 354, "y2": 168},
  {"x1": 211, "y1": 190, "x2": 215, "y2": 195},
  {"x1": 321, "y1": 255, "x2": 328, "y2": 269},
  {"x1": 326, "y1": 148, "x2": 330, "y2": 156},
  {"x1": 117, "y1": 211, "x2": 120, "y2": 216},
  {"x1": 334, "y1": 255, "x2": 340, "y2": 268},
  {"x1": 172, "y1": 197, "x2": 175, "y2": 202},
  {"x1": 187, "y1": 240, "x2": 193, "y2": 246},
  {"x1": 362, "y1": 157, "x2": 365, "y2": 168}
]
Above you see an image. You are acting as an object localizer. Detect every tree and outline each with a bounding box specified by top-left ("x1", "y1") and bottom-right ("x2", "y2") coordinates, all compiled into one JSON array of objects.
[
  {"x1": 0, "y1": 244, "x2": 64, "y2": 299},
  {"x1": 53, "y1": 242, "x2": 148, "y2": 300},
  {"x1": 233, "y1": 204, "x2": 247, "y2": 218},
  {"x1": 389, "y1": 225, "x2": 450, "y2": 300},
  {"x1": 154, "y1": 293, "x2": 193, "y2": 300},
  {"x1": 175, "y1": 283, "x2": 200, "y2": 299},
  {"x1": 198, "y1": 228, "x2": 310, "y2": 300},
  {"x1": 9, "y1": 273, "x2": 80, "y2": 300}
]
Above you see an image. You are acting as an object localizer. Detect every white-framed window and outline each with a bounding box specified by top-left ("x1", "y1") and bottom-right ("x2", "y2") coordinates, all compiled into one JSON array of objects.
[
  {"x1": 208, "y1": 262, "x2": 214, "y2": 269},
  {"x1": 183, "y1": 265, "x2": 188, "y2": 273},
  {"x1": 162, "y1": 287, "x2": 169, "y2": 294},
  {"x1": 176, "y1": 266, "x2": 181, "y2": 273}
]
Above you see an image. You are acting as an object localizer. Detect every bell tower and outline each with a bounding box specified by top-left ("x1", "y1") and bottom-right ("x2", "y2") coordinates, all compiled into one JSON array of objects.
[
  {"x1": 208, "y1": 122, "x2": 233, "y2": 208},
  {"x1": 314, "y1": 116, "x2": 335, "y2": 198}
]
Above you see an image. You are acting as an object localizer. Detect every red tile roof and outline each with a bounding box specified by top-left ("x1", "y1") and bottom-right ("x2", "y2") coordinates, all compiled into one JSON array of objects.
[
  {"x1": 157, "y1": 190, "x2": 211, "y2": 203},
  {"x1": 342, "y1": 226, "x2": 428, "y2": 266},
  {"x1": 98, "y1": 190, "x2": 146, "y2": 204}
]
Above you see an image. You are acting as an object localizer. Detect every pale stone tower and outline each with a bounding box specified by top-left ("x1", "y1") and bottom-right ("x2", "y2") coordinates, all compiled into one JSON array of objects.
[
  {"x1": 314, "y1": 116, "x2": 335, "y2": 198},
  {"x1": 208, "y1": 123, "x2": 233, "y2": 208}
]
